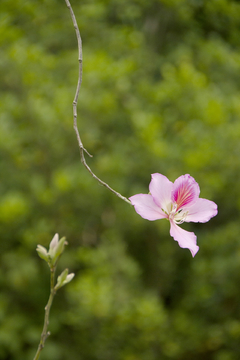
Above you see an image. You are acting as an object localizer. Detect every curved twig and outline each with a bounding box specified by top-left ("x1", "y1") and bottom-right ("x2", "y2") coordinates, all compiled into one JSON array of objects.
[{"x1": 64, "y1": 0, "x2": 131, "y2": 205}]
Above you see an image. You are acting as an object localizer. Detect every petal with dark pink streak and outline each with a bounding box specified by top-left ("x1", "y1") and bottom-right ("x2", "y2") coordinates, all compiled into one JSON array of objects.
[{"x1": 172, "y1": 174, "x2": 200, "y2": 210}]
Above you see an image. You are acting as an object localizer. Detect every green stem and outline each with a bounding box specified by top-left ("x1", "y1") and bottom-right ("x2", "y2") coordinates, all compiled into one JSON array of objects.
[{"x1": 33, "y1": 266, "x2": 56, "y2": 360}]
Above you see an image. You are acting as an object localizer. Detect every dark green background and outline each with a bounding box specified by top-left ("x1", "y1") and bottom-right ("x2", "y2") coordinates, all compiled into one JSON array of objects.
[{"x1": 0, "y1": 0, "x2": 239, "y2": 359}]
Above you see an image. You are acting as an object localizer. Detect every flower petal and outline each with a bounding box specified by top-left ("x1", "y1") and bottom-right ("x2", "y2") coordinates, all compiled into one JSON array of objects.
[
  {"x1": 172, "y1": 174, "x2": 200, "y2": 210},
  {"x1": 170, "y1": 221, "x2": 199, "y2": 257},
  {"x1": 149, "y1": 173, "x2": 173, "y2": 212},
  {"x1": 185, "y1": 198, "x2": 218, "y2": 223},
  {"x1": 129, "y1": 194, "x2": 167, "y2": 221}
]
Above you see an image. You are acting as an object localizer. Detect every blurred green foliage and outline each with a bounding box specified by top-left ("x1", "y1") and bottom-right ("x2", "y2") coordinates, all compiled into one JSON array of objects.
[{"x1": 0, "y1": 0, "x2": 240, "y2": 359}]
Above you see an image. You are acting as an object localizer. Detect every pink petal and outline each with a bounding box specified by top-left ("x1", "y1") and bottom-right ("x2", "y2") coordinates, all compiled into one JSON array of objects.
[
  {"x1": 170, "y1": 221, "x2": 199, "y2": 257},
  {"x1": 149, "y1": 173, "x2": 173, "y2": 212},
  {"x1": 129, "y1": 194, "x2": 167, "y2": 221},
  {"x1": 172, "y1": 174, "x2": 200, "y2": 210},
  {"x1": 185, "y1": 198, "x2": 218, "y2": 223}
]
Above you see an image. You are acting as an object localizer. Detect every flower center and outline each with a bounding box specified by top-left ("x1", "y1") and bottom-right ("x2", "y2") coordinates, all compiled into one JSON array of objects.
[{"x1": 168, "y1": 203, "x2": 188, "y2": 224}]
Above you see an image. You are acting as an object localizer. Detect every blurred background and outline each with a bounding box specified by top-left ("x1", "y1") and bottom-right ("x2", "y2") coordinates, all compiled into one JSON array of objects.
[{"x1": 0, "y1": 0, "x2": 240, "y2": 359}]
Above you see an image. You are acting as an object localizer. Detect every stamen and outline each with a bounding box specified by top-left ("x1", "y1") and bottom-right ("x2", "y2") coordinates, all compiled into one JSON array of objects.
[{"x1": 174, "y1": 210, "x2": 189, "y2": 224}]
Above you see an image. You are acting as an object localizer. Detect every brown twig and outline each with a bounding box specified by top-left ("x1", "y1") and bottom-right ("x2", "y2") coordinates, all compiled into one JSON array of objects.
[{"x1": 64, "y1": 0, "x2": 132, "y2": 205}]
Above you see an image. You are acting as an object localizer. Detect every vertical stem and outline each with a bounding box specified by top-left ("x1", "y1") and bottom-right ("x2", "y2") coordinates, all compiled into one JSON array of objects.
[{"x1": 33, "y1": 266, "x2": 56, "y2": 360}]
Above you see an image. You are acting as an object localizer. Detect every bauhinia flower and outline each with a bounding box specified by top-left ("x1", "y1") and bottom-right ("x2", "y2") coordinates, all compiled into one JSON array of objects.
[{"x1": 129, "y1": 173, "x2": 218, "y2": 257}]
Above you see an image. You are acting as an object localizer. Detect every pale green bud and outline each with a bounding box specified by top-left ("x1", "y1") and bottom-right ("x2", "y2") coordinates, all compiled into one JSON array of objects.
[
  {"x1": 48, "y1": 233, "x2": 67, "y2": 265},
  {"x1": 55, "y1": 268, "x2": 75, "y2": 290},
  {"x1": 49, "y1": 233, "x2": 59, "y2": 253},
  {"x1": 51, "y1": 236, "x2": 67, "y2": 265},
  {"x1": 36, "y1": 245, "x2": 49, "y2": 262}
]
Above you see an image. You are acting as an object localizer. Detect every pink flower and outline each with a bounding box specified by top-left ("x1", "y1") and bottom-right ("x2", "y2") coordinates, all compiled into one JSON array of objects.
[{"x1": 129, "y1": 174, "x2": 218, "y2": 257}]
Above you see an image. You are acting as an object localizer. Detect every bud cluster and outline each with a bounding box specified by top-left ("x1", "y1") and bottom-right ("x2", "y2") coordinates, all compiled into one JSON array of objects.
[{"x1": 36, "y1": 233, "x2": 75, "y2": 289}]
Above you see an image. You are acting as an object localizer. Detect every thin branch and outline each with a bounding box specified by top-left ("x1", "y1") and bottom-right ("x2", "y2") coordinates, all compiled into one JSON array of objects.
[{"x1": 64, "y1": 0, "x2": 132, "y2": 205}]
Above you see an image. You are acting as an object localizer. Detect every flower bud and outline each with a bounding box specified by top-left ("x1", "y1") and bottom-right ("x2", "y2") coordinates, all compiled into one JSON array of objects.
[
  {"x1": 36, "y1": 233, "x2": 67, "y2": 266},
  {"x1": 55, "y1": 268, "x2": 75, "y2": 290},
  {"x1": 36, "y1": 245, "x2": 49, "y2": 262},
  {"x1": 51, "y1": 237, "x2": 66, "y2": 264}
]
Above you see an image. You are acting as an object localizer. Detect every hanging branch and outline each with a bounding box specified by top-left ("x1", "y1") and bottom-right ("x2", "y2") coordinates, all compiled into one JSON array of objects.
[{"x1": 64, "y1": 0, "x2": 131, "y2": 205}]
